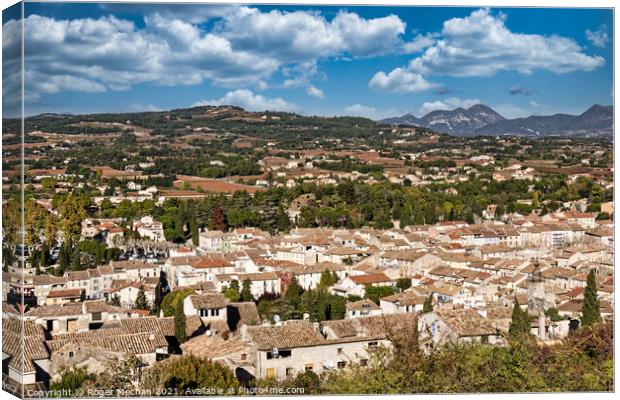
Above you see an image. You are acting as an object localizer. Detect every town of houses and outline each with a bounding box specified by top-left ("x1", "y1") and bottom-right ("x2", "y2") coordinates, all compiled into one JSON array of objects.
[
  {"x1": 1, "y1": 106, "x2": 615, "y2": 394},
  {"x1": 2, "y1": 203, "x2": 614, "y2": 391}
]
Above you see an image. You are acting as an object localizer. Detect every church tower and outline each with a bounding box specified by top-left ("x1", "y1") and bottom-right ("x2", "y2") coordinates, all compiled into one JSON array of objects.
[{"x1": 527, "y1": 261, "x2": 546, "y2": 340}]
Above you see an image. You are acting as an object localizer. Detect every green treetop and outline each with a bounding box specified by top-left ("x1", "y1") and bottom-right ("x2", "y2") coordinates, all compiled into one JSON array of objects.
[
  {"x1": 508, "y1": 299, "x2": 531, "y2": 338},
  {"x1": 134, "y1": 285, "x2": 150, "y2": 310}
]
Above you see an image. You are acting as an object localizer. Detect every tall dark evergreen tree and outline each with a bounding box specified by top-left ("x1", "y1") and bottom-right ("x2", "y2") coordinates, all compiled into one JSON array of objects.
[
  {"x1": 174, "y1": 301, "x2": 187, "y2": 344},
  {"x1": 153, "y1": 271, "x2": 170, "y2": 314},
  {"x1": 58, "y1": 241, "x2": 71, "y2": 275},
  {"x1": 275, "y1": 205, "x2": 291, "y2": 233},
  {"x1": 134, "y1": 285, "x2": 150, "y2": 310},
  {"x1": 319, "y1": 269, "x2": 337, "y2": 288},
  {"x1": 240, "y1": 279, "x2": 253, "y2": 302},
  {"x1": 422, "y1": 294, "x2": 434, "y2": 313},
  {"x1": 581, "y1": 269, "x2": 601, "y2": 327},
  {"x1": 188, "y1": 204, "x2": 199, "y2": 246}
]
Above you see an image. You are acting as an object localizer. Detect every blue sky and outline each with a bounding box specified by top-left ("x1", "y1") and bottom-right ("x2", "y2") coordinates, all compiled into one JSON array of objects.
[{"x1": 2, "y1": 3, "x2": 613, "y2": 119}]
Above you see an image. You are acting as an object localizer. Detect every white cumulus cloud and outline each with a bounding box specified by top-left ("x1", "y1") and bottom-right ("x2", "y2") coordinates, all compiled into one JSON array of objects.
[
  {"x1": 409, "y1": 8, "x2": 604, "y2": 76},
  {"x1": 2, "y1": 13, "x2": 280, "y2": 105},
  {"x1": 586, "y1": 25, "x2": 609, "y2": 48},
  {"x1": 192, "y1": 89, "x2": 296, "y2": 112},
  {"x1": 343, "y1": 104, "x2": 404, "y2": 120},
  {"x1": 216, "y1": 8, "x2": 408, "y2": 63},
  {"x1": 402, "y1": 33, "x2": 436, "y2": 54},
  {"x1": 369, "y1": 8, "x2": 605, "y2": 94},
  {"x1": 369, "y1": 68, "x2": 437, "y2": 94},
  {"x1": 3, "y1": 6, "x2": 418, "y2": 108},
  {"x1": 306, "y1": 85, "x2": 325, "y2": 98}
]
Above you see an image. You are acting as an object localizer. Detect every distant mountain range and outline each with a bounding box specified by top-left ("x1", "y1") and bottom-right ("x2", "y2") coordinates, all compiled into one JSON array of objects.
[{"x1": 379, "y1": 104, "x2": 613, "y2": 137}]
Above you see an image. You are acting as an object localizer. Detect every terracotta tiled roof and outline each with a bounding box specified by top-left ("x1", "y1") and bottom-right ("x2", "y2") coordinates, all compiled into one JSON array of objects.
[
  {"x1": 245, "y1": 321, "x2": 325, "y2": 350},
  {"x1": 2, "y1": 317, "x2": 48, "y2": 373},
  {"x1": 189, "y1": 293, "x2": 229, "y2": 309},
  {"x1": 181, "y1": 335, "x2": 250, "y2": 360},
  {"x1": 323, "y1": 313, "x2": 417, "y2": 340},
  {"x1": 435, "y1": 308, "x2": 504, "y2": 336},
  {"x1": 192, "y1": 258, "x2": 231, "y2": 269},
  {"x1": 83, "y1": 300, "x2": 131, "y2": 314},
  {"x1": 32, "y1": 275, "x2": 68, "y2": 286},
  {"x1": 380, "y1": 291, "x2": 427, "y2": 306},
  {"x1": 46, "y1": 288, "x2": 83, "y2": 299},
  {"x1": 350, "y1": 273, "x2": 391, "y2": 285},
  {"x1": 25, "y1": 303, "x2": 84, "y2": 318},
  {"x1": 110, "y1": 260, "x2": 158, "y2": 270},
  {"x1": 49, "y1": 316, "x2": 169, "y2": 353},
  {"x1": 47, "y1": 332, "x2": 164, "y2": 355},
  {"x1": 346, "y1": 299, "x2": 380, "y2": 311}
]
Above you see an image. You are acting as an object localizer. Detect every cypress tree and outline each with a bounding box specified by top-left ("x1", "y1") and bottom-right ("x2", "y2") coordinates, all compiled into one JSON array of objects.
[
  {"x1": 58, "y1": 241, "x2": 70, "y2": 275},
  {"x1": 40, "y1": 244, "x2": 49, "y2": 267},
  {"x1": 275, "y1": 205, "x2": 291, "y2": 233},
  {"x1": 319, "y1": 269, "x2": 334, "y2": 288},
  {"x1": 240, "y1": 279, "x2": 253, "y2": 302},
  {"x1": 153, "y1": 271, "x2": 169, "y2": 314},
  {"x1": 422, "y1": 294, "x2": 433, "y2": 313},
  {"x1": 189, "y1": 204, "x2": 199, "y2": 246},
  {"x1": 174, "y1": 301, "x2": 187, "y2": 344},
  {"x1": 134, "y1": 285, "x2": 150, "y2": 310},
  {"x1": 316, "y1": 287, "x2": 329, "y2": 322},
  {"x1": 581, "y1": 269, "x2": 601, "y2": 327}
]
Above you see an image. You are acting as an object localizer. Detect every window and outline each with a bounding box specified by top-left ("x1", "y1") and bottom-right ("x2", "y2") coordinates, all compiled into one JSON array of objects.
[
  {"x1": 68, "y1": 351, "x2": 74, "y2": 358},
  {"x1": 337, "y1": 361, "x2": 346, "y2": 369},
  {"x1": 266, "y1": 368, "x2": 276, "y2": 380},
  {"x1": 337, "y1": 348, "x2": 343, "y2": 355},
  {"x1": 266, "y1": 349, "x2": 291, "y2": 359},
  {"x1": 211, "y1": 309, "x2": 220, "y2": 317},
  {"x1": 286, "y1": 368, "x2": 294, "y2": 377},
  {"x1": 240, "y1": 353, "x2": 247, "y2": 361},
  {"x1": 304, "y1": 363, "x2": 314, "y2": 371},
  {"x1": 199, "y1": 309, "x2": 208, "y2": 317},
  {"x1": 360, "y1": 359, "x2": 368, "y2": 367},
  {"x1": 481, "y1": 335, "x2": 489, "y2": 344},
  {"x1": 368, "y1": 341, "x2": 378, "y2": 350}
]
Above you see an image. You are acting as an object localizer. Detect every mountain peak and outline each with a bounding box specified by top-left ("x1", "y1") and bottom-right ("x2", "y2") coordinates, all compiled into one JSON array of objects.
[
  {"x1": 379, "y1": 104, "x2": 611, "y2": 137},
  {"x1": 379, "y1": 104, "x2": 505, "y2": 134},
  {"x1": 582, "y1": 104, "x2": 612, "y2": 115}
]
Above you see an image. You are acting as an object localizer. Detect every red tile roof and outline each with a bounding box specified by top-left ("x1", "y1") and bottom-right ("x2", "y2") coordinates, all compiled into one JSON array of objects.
[{"x1": 350, "y1": 273, "x2": 391, "y2": 285}]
